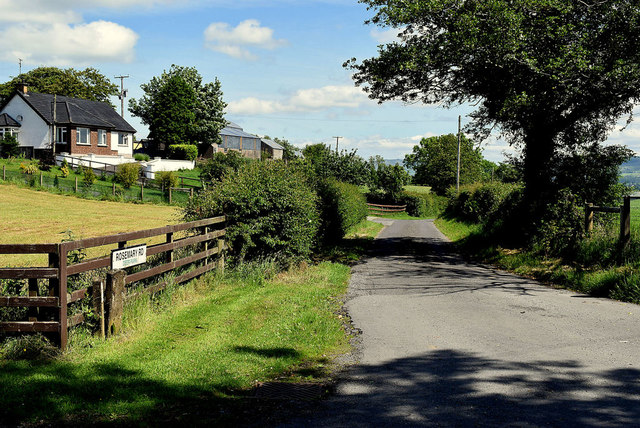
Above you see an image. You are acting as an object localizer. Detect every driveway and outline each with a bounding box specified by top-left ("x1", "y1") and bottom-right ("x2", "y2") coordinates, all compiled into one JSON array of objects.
[{"x1": 283, "y1": 219, "x2": 640, "y2": 427}]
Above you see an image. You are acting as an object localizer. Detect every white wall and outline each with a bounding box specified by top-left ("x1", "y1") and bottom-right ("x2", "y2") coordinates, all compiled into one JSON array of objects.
[
  {"x1": 110, "y1": 131, "x2": 134, "y2": 157},
  {"x1": 0, "y1": 96, "x2": 50, "y2": 149}
]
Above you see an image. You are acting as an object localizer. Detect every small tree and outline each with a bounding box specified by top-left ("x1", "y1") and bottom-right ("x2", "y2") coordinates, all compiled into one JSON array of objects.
[
  {"x1": 0, "y1": 135, "x2": 19, "y2": 158},
  {"x1": 199, "y1": 151, "x2": 246, "y2": 183},
  {"x1": 114, "y1": 163, "x2": 140, "y2": 189},
  {"x1": 155, "y1": 170, "x2": 179, "y2": 191},
  {"x1": 369, "y1": 156, "x2": 410, "y2": 202}
]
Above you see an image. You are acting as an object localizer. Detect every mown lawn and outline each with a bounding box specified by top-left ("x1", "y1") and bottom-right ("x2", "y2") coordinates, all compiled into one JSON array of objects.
[
  {"x1": 0, "y1": 185, "x2": 179, "y2": 266},
  {"x1": 0, "y1": 262, "x2": 351, "y2": 425}
]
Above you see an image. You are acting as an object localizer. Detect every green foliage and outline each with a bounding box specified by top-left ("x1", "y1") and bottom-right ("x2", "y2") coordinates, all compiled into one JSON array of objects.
[
  {"x1": 134, "y1": 153, "x2": 150, "y2": 161},
  {"x1": 404, "y1": 134, "x2": 484, "y2": 195},
  {"x1": 19, "y1": 161, "x2": 38, "y2": 175},
  {"x1": 400, "y1": 191, "x2": 446, "y2": 218},
  {"x1": 316, "y1": 179, "x2": 369, "y2": 244},
  {"x1": 155, "y1": 170, "x2": 179, "y2": 190},
  {"x1": 184, "y1": 162, "x2": 320, "y2": 265},
  {"x1": 0, "y1": 334, "x2": 59, "y2": 361},
  {"x1": 199, "y1": 151, "x2": 246, "y2": 182},
  {"x1": 0, "y1": 66, "x2": 118, "y2": 106},
  {"x1": 168, "y1": 144, "x2": 198, "y2": 161},
  {"x1": 114, "y1": 162, "x2": 140, "y2": 189},
  {"x1": 129, "y1": 65, "x2": 227, "y2": 149},
  {"x1": 348, "y1": 0, "x2": 640, "y2": 202},
  {"x1": 82, "y1": 166, "x2": 97, "y2": 187},
  {"x1": 447, "y1": 182, "x2": 522, "y2": 224},
  {"x1": 0, "y1": 134, "x2": 19, "y2": 158},
  {"x1": 150, "y1": 75, "x2": 198, "y2": 147},
  {"x1": 59, "y1": 165, "x2": 70, "y2": 178},
  {"x1": 368, "y1": 155, "x2": 410, "y2": 202},
  {"x1": 302, "y1": 144, "x2": 370, "y2": 186}
]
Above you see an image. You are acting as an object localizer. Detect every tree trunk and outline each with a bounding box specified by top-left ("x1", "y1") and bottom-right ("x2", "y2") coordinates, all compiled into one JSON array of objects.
[{"x1": 522, "y1": 131, "x2": 556, "y2": 218}]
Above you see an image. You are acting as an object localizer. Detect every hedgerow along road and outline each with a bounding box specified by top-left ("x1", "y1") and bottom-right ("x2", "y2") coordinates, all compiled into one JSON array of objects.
[{"x1": 284, "y1": 219, "x2": 640, "y2": 427}]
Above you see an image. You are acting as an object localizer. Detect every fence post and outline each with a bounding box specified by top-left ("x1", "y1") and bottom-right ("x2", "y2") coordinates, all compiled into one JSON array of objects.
[
  {"x1": 217, "y1": 239, "x2": 225, "y2": 274},
  {"x1": 166, "y1": 232, "x2": 174, "y2": 263},
  {"x1": 40, "y1": 172, "x2": 43, "y2": 187},
  {"x1": 105, "y1": 270, "x2": 126, "y2": 337},
  {"x1": 140, "y1": 181, "x2": 144, "y2": 201},
  {"x1": 2, "y1": 164, "x2": 5, "y2": 180},
  {"x1": 169, "y1": 187, "x2": 173, "y2": 205},
  {"x1": 621, "y1": 196, "x2": 631, "y2": 245},
  {"x1": 92, "y1": 279, "x2": 106, "y2": 339},
  {"x1": 190, "y1": 188, "x2": 194, "y2": 200},
  {"x1": 75, "y1": 176, "x2": 78, "y2": 193},
  {"x1": 57, "y1": 243, "x2": 68, "y2": 350},
  {"x1": 585, "y1": 203, "x2": 594, "y2": 234},
  {"x1": 28, "y1": 278, "x2": 39, "y2": 321}
]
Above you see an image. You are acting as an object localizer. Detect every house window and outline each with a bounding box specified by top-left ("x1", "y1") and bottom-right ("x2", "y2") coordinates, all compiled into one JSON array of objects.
[
  {"x1": 55, "y1": 127, "x2": 67, "y2": 143},
  {"x1": 76, "y1": 127, "x2": 90, "y2": 145},
  {"x1": 0, "y1": 127, "x2": 19, "y2": 138},
  {"x1": 98, "y1": 130, "x2": 107, "y2": 146},
  {"x1": 118, "y1": 133, "x2": 129, "y2": 146}
]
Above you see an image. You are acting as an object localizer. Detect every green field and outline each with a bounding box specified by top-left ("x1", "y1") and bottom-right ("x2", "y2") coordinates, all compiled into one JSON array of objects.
[{"x1": 0, "y1": 185, "x2": 179, "y2": 266}]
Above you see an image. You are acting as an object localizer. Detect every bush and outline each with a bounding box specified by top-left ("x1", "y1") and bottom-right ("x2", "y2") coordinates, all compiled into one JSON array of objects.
[
  {"x1": 114, "y1": 162, "x2": 140, "y2": 189},
  {"x1": 82, "y1": 166, "x2": 97, "y2": 187},
  {"x1": 317, "y1": 179, "x2": 368, "y2": 243},
  {"x1": 168, "y1": 144, "x2": 198, "y2": 161},
  {"x1": 199, "y1": 151, "x2": 246, "y2": 183},
  {"x1": 400, "y1": 192, "x2": 447, "y2": 218},
  {"x1": 134, "y1": 153, "x2": 150, "y2": 161},
  {"x1": 0, "y1": 135, "x2": 19, "y2": 158},
  {"x1": 59, "y1": 165, "x2": 70, "y2": 178},
  {"x1": 19, "y1": 161, "x2": 38, "y2": 175},
  {"x1": 155, "y1": 170, "x2": 179, "y2": 191},
  {"x1": 184, "y1": 162, "x2": 319, "y2": 265},
  {"x1": 446, "y1": 182, "x2": 521, "y2": 223}
]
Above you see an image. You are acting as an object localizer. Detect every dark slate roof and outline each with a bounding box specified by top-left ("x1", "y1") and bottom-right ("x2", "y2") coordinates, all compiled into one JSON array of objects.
[
  {"x1": 16, "y1": 92, "x2": 136, "y2": 133},
  {"x1": 0, "y1": 113, "x2": 20, "y2": 127},
  {"x1": 220, "y1": 121, "x2": 258, "y2": 139},
  {"x1": 261, "y1": 138, "x2": 284, "y2": 150}
]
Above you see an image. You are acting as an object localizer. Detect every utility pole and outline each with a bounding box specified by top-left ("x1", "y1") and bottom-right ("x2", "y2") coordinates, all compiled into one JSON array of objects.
[
  {"x1": 332, "y1": 136, "x2": 343, "y2": 152},
  {"x1": 18, "y1": 58, "x2": 22, "y2": 76},
  {"x1": 115, "y1": 75, "x2": 129, "y2": 117},
  {"x1": 456, "y1": 115, "x2": 461, "y2": 194}
]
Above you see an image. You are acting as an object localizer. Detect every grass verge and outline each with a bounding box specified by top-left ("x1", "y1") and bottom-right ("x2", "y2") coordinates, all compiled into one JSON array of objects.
[
  {"x1": 0, "y1": 261, "x2": 350, "y2": 425},
  {"x1": 435, "y1": 215, "x2": 640, "y2": 304}
]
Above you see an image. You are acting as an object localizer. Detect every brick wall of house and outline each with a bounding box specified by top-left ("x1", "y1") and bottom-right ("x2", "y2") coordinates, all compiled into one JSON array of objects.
[{"x1": 68, "y1": 127, "x2": 118, "y2": 156}]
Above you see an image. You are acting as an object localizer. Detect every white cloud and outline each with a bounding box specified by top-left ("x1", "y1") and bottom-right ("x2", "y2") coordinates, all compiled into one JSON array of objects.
[
  {"x1": 0, "y1": 21, "x2": 138, "y2": 66},
  {"x1": 0, "y1": 0, "x2": 139, "y2": 65},
  {"x1": 370, "y1": 27, "x2": 402, "y2": 44},
  {"x1": 228, "y1": 85, "x2": 370, "y2": 114},
  {"x1": 204, "y1": 19, "x2": 287, "y2": 60}
]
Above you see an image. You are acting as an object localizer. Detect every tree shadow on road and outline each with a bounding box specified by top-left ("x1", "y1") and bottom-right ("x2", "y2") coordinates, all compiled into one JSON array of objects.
[{"x1": 283, "y1": 349, "x2": 640, "y2": 427}]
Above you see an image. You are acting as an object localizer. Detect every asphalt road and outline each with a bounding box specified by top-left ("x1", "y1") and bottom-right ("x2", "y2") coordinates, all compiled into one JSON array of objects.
[{"x1": 283, "y1": 219, "x2": 640, "y2": 427}]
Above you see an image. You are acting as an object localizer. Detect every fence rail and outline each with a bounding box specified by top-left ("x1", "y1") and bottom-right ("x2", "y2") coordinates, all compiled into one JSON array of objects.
[
  {"x1": 367, "y1": 203, "x2": 407, "y2": 214},
  {"x1": 585, "y1": 196, "x2": 632, "y2": 243},
  {"x1": 0, "y1": 216, "x2": 225, "y2": 349}
]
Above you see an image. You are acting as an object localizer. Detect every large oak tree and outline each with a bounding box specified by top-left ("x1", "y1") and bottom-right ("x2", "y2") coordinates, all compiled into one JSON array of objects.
[{"x1": 346, "y1": 0, "x2": 640, "y2": 206}]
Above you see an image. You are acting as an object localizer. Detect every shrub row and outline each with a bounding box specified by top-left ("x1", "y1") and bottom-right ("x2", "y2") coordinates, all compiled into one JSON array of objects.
[
  {"x1": 317, "y1": 178, "x2": 369, "y2": 243},
  {"x1": 446, "y1": 182, "x2": 522, "y2": 224}
]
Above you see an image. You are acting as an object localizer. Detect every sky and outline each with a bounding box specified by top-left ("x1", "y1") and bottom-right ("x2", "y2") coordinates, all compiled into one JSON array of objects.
[{"x1": 1, "y1": 0, "x2": 639, "y2": 163}]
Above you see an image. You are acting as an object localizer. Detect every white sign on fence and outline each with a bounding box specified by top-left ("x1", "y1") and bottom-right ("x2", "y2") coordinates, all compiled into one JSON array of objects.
[{"x1": 111, "y1": 244, "x2": 147, "y2": 270}]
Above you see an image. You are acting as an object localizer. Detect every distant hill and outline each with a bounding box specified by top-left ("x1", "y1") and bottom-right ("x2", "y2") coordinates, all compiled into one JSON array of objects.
[{"x1": 620, "y1": 157, "x2": 640, "y2": 189}]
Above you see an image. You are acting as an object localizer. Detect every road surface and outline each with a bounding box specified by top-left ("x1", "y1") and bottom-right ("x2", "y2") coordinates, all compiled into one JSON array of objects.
[{"x1": 283, "y1": 219, "x2": 640, "y2": 427}]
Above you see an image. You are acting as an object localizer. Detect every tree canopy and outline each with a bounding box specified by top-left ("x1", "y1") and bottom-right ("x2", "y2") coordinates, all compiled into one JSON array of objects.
[
  {"x1": 302, "y1": 143, "x2": 370, "y2": 186},
  {"x1": 148, "y1": 74, "x2": 198, "y2": 147},
  {"x1": 0, "y1": 67, "x2": 118, "y2": 106},
  {"x1": 346, "y1": 0, "x2": 640, "y2": 203},
  {"x1": 129, "y1": 65, "x2": 226, "y2": 150},
  {"x1": 404, "y1": 133, "x2": 483, "y2": 195}
]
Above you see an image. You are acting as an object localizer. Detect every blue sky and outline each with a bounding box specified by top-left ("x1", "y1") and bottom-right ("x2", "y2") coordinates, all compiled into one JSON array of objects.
[{"x1": 1, "y1": 0, "x2": 638, "y2": 162}]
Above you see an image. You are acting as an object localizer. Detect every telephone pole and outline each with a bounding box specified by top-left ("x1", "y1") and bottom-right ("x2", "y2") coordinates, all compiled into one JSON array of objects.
[
  {"x1": 456, "y1": 115, "x2": 461, "y2": 194},
  {"x1": 332, "y1": 136, "x2": 343, "y2": 152},
  {"x1": 115, "y1": 75, "x2": 129, "y2": 117},
  {"x1": 18, "y1": 58, "x2": 22, "y2": 76}
]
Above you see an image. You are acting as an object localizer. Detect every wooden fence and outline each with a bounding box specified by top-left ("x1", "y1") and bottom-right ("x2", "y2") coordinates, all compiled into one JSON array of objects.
[
  {"x1": 585, "y1": 195, "x2": 635, "y2": 244},
  {"x1": 0, "y1": 216, "x2": 225, "y2": 349},
  {"x1": 367, "y1": 203, "x2": 407, "y2": 214}
]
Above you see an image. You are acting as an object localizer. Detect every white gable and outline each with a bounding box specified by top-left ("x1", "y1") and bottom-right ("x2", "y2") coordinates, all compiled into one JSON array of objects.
[{"x1": 0, "y1": 95, "x2": 51, "y2": 150}]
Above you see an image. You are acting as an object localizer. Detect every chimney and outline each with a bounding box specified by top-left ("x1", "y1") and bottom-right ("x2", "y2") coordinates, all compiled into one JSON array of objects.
[{"x1": 17, "y1": 83, "x2": 27, "y2": 94}]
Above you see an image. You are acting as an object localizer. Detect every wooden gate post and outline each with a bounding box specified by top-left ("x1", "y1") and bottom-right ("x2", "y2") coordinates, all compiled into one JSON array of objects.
[
  {"x1": 621, "y1": 196, "x2": 631, "y2": 245},
  {"x1": 217, "y1": 239, "x2": 225, "y2": 274},
  {"x1": 105, "y1": 270, "x2": 126, "y2": 337},
  {"x1": 92, "y1": 279, "x2": 106, "y2": 339},
  {"x1": 585, "y1": 203, "x2": 594, "y2": 234}
]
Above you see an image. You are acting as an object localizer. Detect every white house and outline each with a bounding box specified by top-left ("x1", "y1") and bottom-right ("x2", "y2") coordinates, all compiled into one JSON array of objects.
[{"x1": 0, "y1": 84, "x2": 136, "y2": 159}]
